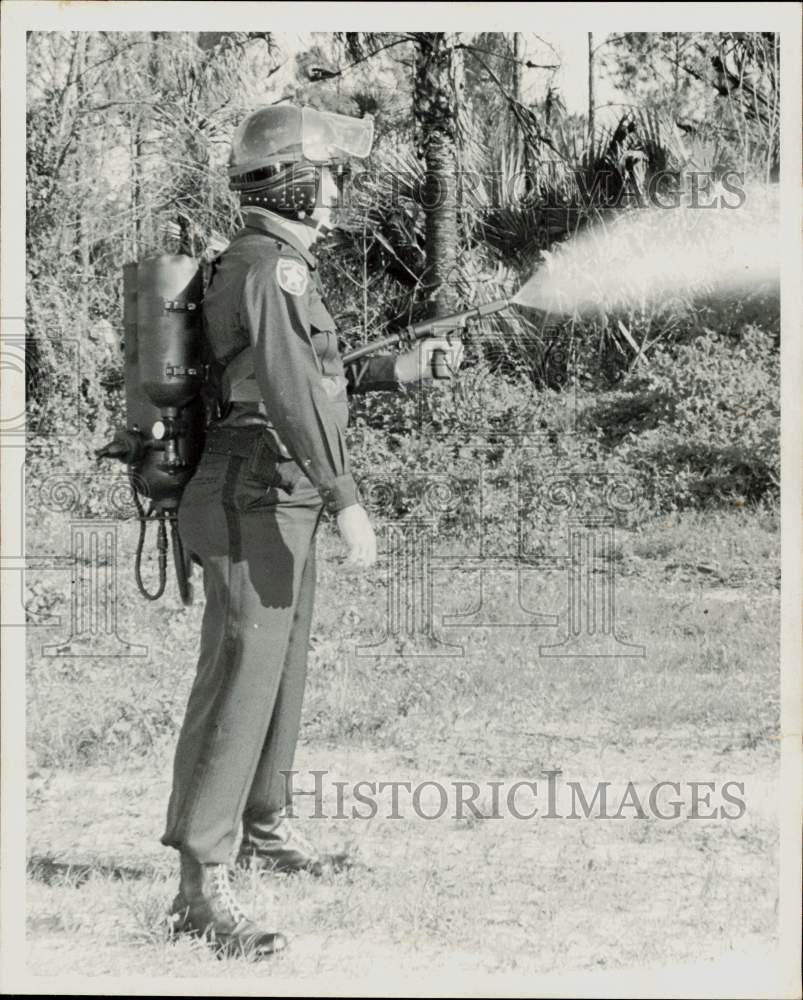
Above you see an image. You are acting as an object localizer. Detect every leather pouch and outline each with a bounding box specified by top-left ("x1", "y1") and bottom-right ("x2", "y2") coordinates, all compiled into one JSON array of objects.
[{"x1": 246, "y1": 434, "x2": 303, "y2": 497}]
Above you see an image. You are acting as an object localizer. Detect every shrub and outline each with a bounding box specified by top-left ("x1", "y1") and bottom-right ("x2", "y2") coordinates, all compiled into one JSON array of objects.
[{"x1": 585, "y1": 325, "x2": 779, "y2": 508}]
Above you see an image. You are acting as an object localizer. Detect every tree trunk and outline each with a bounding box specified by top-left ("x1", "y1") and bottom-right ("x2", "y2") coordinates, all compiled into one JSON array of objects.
[
  {"x1": 588, "y1": 32, "x2": 595, "y2": 143},
  {"x1": 512, "y1": 32, "x2": 521, "y2": 105},
  {"x1": 673, "y1": 34, "x2": 680, "y2": 106},
  {"x1": 511, "y1": 32, "x2": 526, "y2": 174},
  {"x1": 73, "y1": 33, "x2": 91, "y2": 323},
  {"x1": 130, "y1": 116, "x2": 143, "y2": 258},
  {"x1": 413, "y1": 33, "x2": 462, "y2": 318}
]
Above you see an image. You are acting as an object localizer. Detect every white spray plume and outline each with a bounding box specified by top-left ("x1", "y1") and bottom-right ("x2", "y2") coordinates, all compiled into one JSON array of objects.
[{"x1": 513, "y1": 185, "x2": 779, "y2": 317}]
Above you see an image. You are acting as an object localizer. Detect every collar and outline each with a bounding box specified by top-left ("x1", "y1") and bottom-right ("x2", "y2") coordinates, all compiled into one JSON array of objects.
[{"x1": 240, "y1": 210, "x2": 318, "y2": 270}]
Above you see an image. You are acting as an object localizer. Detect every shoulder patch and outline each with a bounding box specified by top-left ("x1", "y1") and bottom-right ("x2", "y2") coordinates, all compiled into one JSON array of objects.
[{"x1": 276, "y1": 258, "x2": 308, "y2": 296}]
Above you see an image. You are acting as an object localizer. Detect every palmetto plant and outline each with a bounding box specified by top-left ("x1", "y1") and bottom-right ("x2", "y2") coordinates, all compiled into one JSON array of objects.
[
  {"x1": 326, "y1": 32, "x2": 779, "y2": 389},
  {"x1": 328, "y1": 70, "x2": 711, "y2": 385}
]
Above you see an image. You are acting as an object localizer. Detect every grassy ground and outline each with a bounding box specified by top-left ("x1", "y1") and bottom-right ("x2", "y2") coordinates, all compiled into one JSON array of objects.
[{"x1": 24, "y1": 506, "x2": 781, "y2": 992}]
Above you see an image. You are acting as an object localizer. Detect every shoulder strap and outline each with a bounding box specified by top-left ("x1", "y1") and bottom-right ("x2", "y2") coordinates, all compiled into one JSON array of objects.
[{"x1": 201, "y1": 254, "x2": 221, "y2": 295}]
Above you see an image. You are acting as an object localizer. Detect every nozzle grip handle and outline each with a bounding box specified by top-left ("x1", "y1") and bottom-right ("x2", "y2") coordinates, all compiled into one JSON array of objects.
[{"x1": 431, "y1": 349, "x2": 451, "y2": 379}]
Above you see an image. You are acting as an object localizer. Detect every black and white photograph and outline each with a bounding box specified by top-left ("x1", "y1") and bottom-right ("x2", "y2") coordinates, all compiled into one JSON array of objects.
[{"x1": 1, "y1": 3, "x2": 800, "y2": 996}]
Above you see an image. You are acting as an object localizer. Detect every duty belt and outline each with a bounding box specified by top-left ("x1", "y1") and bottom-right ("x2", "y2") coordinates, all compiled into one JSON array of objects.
[{"x1": 204, "y1": 425, "x2": 291, "y2": 462}]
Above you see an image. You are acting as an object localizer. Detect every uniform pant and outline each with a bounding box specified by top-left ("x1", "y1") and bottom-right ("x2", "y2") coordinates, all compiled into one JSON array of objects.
[{"x1": 161, "y1": 428, "x2": 324, "y2": 864}]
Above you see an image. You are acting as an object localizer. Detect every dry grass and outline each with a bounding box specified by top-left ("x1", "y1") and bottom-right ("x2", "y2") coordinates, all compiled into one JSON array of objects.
[{"x1": 24, "y1": 509, "x2": 781, "y2": 990}]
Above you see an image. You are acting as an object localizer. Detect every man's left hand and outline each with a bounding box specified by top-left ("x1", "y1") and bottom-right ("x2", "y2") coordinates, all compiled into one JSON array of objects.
[{"x1": 394, "y1": 337, "x2": 464, "y2": 384}]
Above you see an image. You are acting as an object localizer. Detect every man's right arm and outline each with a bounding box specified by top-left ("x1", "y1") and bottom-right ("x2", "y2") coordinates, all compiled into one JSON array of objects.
[
  {"x1": 345, "y1": 339, "x2": 465, "y2": 392},
  {"x1": 241, "y1": 254, "x2": 358, "y2": 513},
  {"x1": 240, "y1": 254, "x2": 376, "y2": 567}
]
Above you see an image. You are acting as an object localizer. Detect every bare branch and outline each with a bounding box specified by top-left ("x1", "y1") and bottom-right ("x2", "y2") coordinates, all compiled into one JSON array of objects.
[
  {"x1": 454, "y1": 42, "x2": 559, "y2": 71},
  {"x1": 307, "y1": 35, "x2": 413, "y2": 82}
]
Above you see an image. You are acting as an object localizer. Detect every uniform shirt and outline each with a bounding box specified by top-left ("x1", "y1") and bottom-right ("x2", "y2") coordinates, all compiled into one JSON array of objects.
[{"x1": 203, "y1": 211, "x2": 400, "y2": 513}]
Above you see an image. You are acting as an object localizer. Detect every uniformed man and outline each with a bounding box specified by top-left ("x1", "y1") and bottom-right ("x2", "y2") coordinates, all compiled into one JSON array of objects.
[{"x1": 161, "y1": 104, "x2": 462, "y2": 959}]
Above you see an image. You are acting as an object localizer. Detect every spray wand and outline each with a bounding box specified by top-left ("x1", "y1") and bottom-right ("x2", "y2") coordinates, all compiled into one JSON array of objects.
[{"x1": 342, "y1": 298, "x2": 514, "y2": 374}]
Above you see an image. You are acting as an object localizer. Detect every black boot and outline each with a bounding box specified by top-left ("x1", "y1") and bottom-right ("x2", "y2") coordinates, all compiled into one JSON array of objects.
[
  {"x1": 236, "y1": 813, "x2": 350, "y2": 877},
  {"x1": 169, "y1": 854, "x2": 287, "y2": 959}
]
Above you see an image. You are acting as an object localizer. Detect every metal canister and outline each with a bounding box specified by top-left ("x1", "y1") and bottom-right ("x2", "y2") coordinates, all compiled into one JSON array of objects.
[
  {"x1": 136, "y1": 255, "x2": 204, "y2": 410},
  {"x1": 123, "y1": 255, "x2": 205, "y2": 507}
]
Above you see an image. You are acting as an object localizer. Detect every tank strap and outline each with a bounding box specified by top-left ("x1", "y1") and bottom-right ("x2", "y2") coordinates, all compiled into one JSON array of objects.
[{"x1": 201, "y1": 255, "x2": 221, "y2": 294}]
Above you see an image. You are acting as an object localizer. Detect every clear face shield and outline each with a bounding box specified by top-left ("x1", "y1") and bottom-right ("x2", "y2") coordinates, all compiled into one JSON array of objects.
[
  {"x1": 302, "y1": 110, "x2": 374, "y2": 226},
  {"x1": 300, "y1": 108, "x2": 374, "y2": 164}
]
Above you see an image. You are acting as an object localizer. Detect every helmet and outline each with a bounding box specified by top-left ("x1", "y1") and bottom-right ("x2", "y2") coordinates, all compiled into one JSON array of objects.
[{"x1": 228, "y1": 104, "x2": 374, "y2": 219}]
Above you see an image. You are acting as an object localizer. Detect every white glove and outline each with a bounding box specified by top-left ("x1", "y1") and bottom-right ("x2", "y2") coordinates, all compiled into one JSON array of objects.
[{"x1": 336, "y1": 504, "x2": 377, "y2": 571}]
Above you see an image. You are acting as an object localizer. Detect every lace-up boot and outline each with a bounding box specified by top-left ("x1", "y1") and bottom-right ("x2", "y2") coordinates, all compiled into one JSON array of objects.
[{"x1": 169, "y1": 854, "x2": 286, "y2": 958}]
